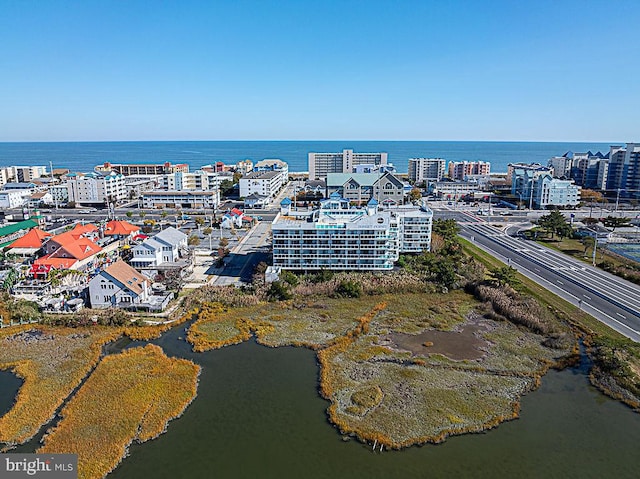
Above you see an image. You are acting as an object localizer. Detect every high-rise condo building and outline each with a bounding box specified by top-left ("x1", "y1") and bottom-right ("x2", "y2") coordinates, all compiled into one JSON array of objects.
[
  {"x1": 408, "y1": 158, "x2": 446, "y2": 184},
  {"x1": 606, "y1": 143, "x2": 640, "y2": 198},
  {"x1": 308, "y1": 149, "x2": 388, "y2": 180}
]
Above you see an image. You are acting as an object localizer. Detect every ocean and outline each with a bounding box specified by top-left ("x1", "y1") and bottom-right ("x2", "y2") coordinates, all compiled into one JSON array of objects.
[{"x1": 0, "y1": 140, "x2": 615, "y2": 174}]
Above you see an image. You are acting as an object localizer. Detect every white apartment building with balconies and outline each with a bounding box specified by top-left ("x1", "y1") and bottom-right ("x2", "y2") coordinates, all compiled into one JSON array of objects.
[
  {"x1": 239, "y1": 170, "x2": 286, "y2": 201},
  {"x1": 408, "y1": 158, "x2": 446, "y2": 184},
  {"x1": 66, "y1": 171, "x2": 127, "y2": 205},
  {"x1": 308, "y1": 150, "x2": 388, "y2": 180},
  {"x1": 271, "y1": 194, "x2": 432, "y2": 271}
]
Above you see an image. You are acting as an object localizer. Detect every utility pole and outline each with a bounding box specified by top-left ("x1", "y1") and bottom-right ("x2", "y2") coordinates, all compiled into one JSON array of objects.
[
  {"x1": 615, "y1": 188, "x2": 621, "y2": 214},
  {"x1": 528, "y1": 174, "x2": 535, "y2": 210}
]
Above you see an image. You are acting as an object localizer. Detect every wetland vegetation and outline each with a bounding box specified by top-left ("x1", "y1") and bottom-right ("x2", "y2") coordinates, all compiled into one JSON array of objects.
[{"x1": 1, "y1": 219, "x2": 639, "y2": 477}]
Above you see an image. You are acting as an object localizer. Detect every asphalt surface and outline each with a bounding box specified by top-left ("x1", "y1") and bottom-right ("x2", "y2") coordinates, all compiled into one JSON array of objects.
[{"x1": 438, "y1": 209, "x2": 640, "y2": 342}]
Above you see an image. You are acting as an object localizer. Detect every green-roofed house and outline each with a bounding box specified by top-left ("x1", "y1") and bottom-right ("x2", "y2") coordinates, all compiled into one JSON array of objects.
[
  {"x1": 0, "y1": 218, "x2": 41, "y2": 248},
  {"x1": 326, "y1": 172, "x2": 405, "y2": 206}
]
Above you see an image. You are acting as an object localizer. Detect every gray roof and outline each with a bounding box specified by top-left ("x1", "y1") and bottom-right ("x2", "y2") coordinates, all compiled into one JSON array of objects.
[
  {"x1": 154, "y1": 226, "x2": 187, "y2": 247},
  {"x1": 326, "y1": 172, "x2": 401, "y2": 187},
  {"x1": 133, "y1": 238, "x2": 164, "y2": 253}
]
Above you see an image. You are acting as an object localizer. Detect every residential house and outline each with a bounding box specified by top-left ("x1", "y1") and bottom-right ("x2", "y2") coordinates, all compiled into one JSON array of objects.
[
  {"x1": 130, "y1": 227, "x2": 188, "y2": 274},
  {"x1": 103, "y1": 220, "x2": 140, "y2": 242},
  {"x1": 88, "y1": 260, "x2": 151, "y2": 309},
  {"x1": 326, "y1": 172, "x2": 405, "y2": 206},
  {"x1": 0, "y1": 218, "x2": 41, "y2": 248}
]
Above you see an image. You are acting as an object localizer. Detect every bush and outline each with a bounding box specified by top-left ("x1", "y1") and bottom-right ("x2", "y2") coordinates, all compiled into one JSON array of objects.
[
  {"x1": 333, "y1": 280, "x2": 362, "y2": 298},
  {"x1": 267, "y1": 281, "x2": 292, "y2": 302}
]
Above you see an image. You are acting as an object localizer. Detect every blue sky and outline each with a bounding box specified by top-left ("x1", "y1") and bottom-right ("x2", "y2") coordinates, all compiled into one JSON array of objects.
[{"x1": 0, "y1": 0, "x2": 638, "y2": 142}]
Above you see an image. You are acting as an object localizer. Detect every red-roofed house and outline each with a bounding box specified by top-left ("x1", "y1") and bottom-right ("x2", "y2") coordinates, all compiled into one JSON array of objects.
[
  {"x1": 7, "y1": 228, "x2": 51, "y2": 256},
  {"x1": 103, "y1": 220, "x2": 140, "y2": 241}
]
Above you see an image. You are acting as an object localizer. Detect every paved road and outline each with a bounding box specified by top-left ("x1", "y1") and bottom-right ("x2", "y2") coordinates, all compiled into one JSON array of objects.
[
  {"x1": 212, "y1": 221, "x2": 272, "y2": 286},
  {"x1": 446, "y1": 210, "x2": 640, "y2": 342}
]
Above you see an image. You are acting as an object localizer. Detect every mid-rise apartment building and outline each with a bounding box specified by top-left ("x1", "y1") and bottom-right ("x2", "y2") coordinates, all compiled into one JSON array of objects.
[
  {"x1": 572, "y1": 152, "x2": 609, "y2": 190},
  {"x1": 547, "y1": 155, "x2": 574, "y2": 178},
  {"x1": 239, "y1": 170, "x2": 286, "y2": 200},
  {"x1": 66, "y1": 171, "x2": 127, "y2": 205},
  {"x1": 141, "y1": 190, "x2": 219, "y2": 209},
  {"x1": 448, "y1": 161, "x2": 490, "y2": 180},
  {"x1": 308, "y1": 150, "x2": 388, "y2": 180},
  {"x1": 159, "y1": 170, "x2": 230, "y2": 192},
  {"x1": 0, "y1": 166, "x2": 48, "y2": 187},
  {"x1": 95, "y1": 162, "x2": 189, "y2": 176},
  {"x1": 510, "y1": 164, "x2": 580, "y2": 208},
  {"x1": 408, "y1": 158, "x2": 446, "y2": 184},
  {"x1": 271, "y1": 194, "x2": 432, "y2": 271}
]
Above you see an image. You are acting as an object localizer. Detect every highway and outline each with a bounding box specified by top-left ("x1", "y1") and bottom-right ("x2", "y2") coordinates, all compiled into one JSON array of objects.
[{"x1": 436, "y1": 209, "x2": 640, "y2": 342}]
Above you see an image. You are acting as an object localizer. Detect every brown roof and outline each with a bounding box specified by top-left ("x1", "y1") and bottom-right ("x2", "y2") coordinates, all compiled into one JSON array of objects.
[{"x1": 103, "y1": 261, "x2": 149, "y2": 295}]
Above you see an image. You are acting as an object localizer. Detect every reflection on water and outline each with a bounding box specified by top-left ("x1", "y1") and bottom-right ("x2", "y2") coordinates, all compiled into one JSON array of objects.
[
  {"x1": 3, "y1": 321, "x2": 639, "y2": 478},
  {"x1": 0, "y1": 369, "x2": 22, "y2": 418}
]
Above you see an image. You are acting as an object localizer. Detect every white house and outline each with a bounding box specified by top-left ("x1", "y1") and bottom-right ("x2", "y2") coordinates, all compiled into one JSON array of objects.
[
  {"x1": 130, "y1": 227, "x2": 188, "y2": 273},
  {"x1": 130, "y1": 238, "x2": 164, "y2": 271},
  {"x1": 88, "y1": 260, "x2": 150, "y2": 309}
]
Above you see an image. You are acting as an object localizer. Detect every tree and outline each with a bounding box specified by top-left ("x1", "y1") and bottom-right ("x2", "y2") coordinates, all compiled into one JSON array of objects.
[
  {"x1": 488, "y1": 266, "x2": 519, "y2": 287},
  {"x1": 408, "y1": 187, "x2": 422, "y2": 203},
  {"x1": 195, "y1": 216, "x2": 205, "y2": 228},
  {"x1": 188, "y1": 234, "x2": 201, "y2": 246},
  {"x1": 126, "y1": 211, "x2": 133, "y2": 218},
  {"x1": 581, "y1": 189, "x2": 603, "y2": 204},
  {"x1": 581, "y1": 236, "x2": 596, "y2": 255},
  {"x1": 267, "y1": 281, "x2": 292, "y2": 301},
  {"x1": 333, "y1": 280, "x2": 362, "y2": 298},
  {"x1": 203, "y1": 227, "x2": 212, "y2": 236},
  {"x1": 432, "y1": 219, "x2": 460, "y2": 241},
  {"x1": 139, "y1": 211, "x2": 146, "y2": 220},
  {"x1": 537, "y1": 210, "x2": 571, "y2": 239},
  {"x1": 219, "y1": 237, "x2": 229, "y2": 248},
  {"x1": 219, "y1": 179, "x2": 234, "y2": 198},
  {"x1": 279, "y1": 270, "x2": 299, "y2": 287},
  {"x1": 602, "y1": 216, "x2": 630, "y2": 231}
]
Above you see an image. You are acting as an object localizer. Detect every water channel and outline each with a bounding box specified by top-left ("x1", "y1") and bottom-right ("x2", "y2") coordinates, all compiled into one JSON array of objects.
[{"x1": 2, "y1": 322, "x2": 640, "y2": 478}]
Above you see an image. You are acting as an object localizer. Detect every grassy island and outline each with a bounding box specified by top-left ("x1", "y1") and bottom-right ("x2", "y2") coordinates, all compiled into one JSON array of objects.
[
  {"x1": 0, "y1": 326, "x2": 122, "y2": 447},
  {"x1": 39, "y1": 344, "x2": 200, "y2": 479},
  {"x1": 186, "y1": 288, "x2": 573, "y2": 447}
]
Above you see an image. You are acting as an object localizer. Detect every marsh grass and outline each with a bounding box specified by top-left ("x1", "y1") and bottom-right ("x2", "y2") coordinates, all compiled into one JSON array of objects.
[
  {"x1": 0, "y1": 326, "x2": 122, "y2": 447},
  {"x1": 39, "y1": 344, "x2": 200, "y2": 479}
]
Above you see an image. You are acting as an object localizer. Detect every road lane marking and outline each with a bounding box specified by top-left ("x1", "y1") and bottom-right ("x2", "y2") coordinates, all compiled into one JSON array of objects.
[
  {"x1": 617, "y1": 313, "x2": 626, "y2": 319},
  {"x1": 583, "y1": 294, "x2": 591, "y2": 300}
]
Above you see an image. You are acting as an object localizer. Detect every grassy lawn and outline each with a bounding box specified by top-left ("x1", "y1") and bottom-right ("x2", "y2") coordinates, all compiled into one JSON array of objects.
[{"x1": 536, "y1": 236, "x2": 626, "y2": 268}]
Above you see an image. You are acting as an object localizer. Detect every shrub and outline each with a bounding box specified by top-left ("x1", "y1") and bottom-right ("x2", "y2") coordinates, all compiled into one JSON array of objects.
[
  {"x1": 267, "y1": 281, "x2": 292, "y2": 302},
  {"x1": 333, "y1": 280, "x2": 362, "y2": 298}
]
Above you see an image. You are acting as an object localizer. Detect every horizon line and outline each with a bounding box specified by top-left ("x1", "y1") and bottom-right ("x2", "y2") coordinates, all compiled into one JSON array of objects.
[{"x1": 0, "y1": 138, "x2": 626, "y2": 144}]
